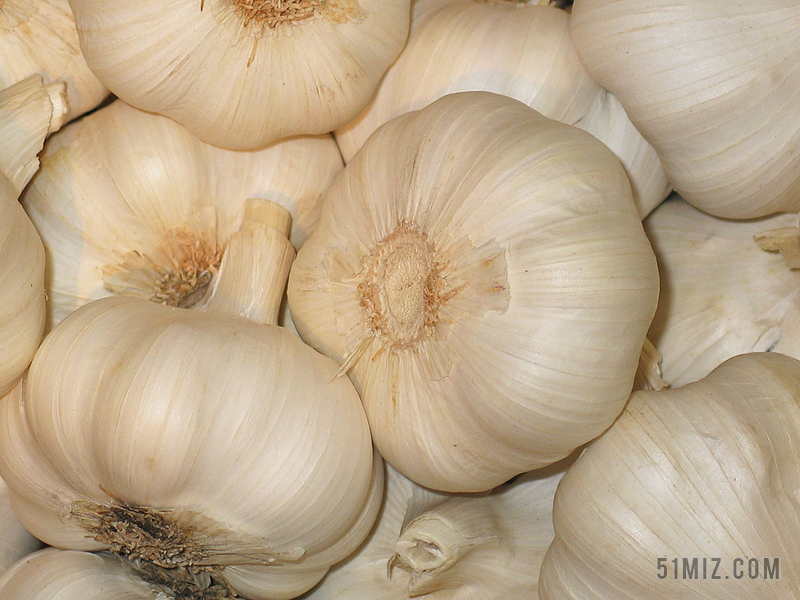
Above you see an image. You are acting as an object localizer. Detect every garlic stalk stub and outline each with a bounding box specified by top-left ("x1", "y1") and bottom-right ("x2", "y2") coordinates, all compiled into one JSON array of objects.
[
  {"x1": 0, "y1": 201, "x2": 383, "y2": 600},
  {"x1": 335, "y1": 0, "x2": 670, "y2": 217},
  {"x1": 67, "y1": 0, "x2": 412, "y2": 149},
  {"x1": 0, "y1": 75, "x2": 67, "y2": 397},
  {"x1": 644, "y1": 194, "x2": 800, "y2": 388},
  {"x1": 288, "y1": 91, "x2": 660, "y2": 493},
  {"x1": 539, "y1": 352, "x2": 800, "y2": 599},
  {"x1": 571, "y1": 0, "x2": 800, "y2": 219},
  {"x1": 303, "y1": 463, "x2": 565, "y2": 599},
  {"x1": 0, "y1": 0, "x2": 108, "y2": 123},
  {"x1": 21, "y1": 98, "x2": 343, "y2": 331}
]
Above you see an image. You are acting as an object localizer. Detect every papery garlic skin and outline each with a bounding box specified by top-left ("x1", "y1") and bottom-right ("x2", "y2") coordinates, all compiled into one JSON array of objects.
[
  {"x1": 21, "y1": 98, "x2": 343, "y2": 331},
  {"x1": 0, "y1": 0, "x2": 108, "y2": 123},
  {"x1": 0, "y1": 76, "x2": 67, "y2": 396},
  {"x1": 539, "y1": 352, "x2": 800, "y2": 599},
  {"x1": 0, "y1": 466, "x2": 40, "y2": 576},
  {"x1": 334, "y1": 0, "x2": 670, "y2": 218},
  {"x1": 645, "y1": 195, "x2": 800, "y2": 388},
  {"x1": 571, "y1": 0, "x2": 800, "y2": 219},
  {"x1": 67, "y1": 0, "x2": 412, "y2": 150},
  {"x1": 0, "y1": 549, "x2": 163, "y2": 599},
  {"x1": 0, "y1": 296, "x2": 382, "y2": 600},
  {"x1": 289, "y1": 91, "x2": 659, "y2": 493},
  {"x1": 303, "y1": 463, "x2": 565, "y2": 600}
]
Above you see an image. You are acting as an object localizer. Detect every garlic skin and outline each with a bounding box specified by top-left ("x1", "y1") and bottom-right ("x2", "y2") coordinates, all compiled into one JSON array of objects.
[
  {"x1": 0, "y1": 471, "x2": 40, "y2": 576},
  {"x1": 539, "y1": 352, "x2": 800, "y2": 599},
  {"x1": 303, "y1": 463, "x2": 565, "y2": 600},
  {"x1": 288, "y1": 91, "x2": 659, "y2": 493},
  {"x1": 0, "y1": 549, "x2": 163, "y2": 599},
  {"x1": 67, "y1": 0, "x2": 412, "y2": 150},
  {"x1": 571, "y1": 0, "x2": 800, "y2": 219},
  {"x1": 22, "y1": 98, "x2": 343, "y2": 331},
  {"x1": 334, "y1": 0, "x2": 670, "y2": 218},
  {"x1": 645, "y1": 195, "x2": 800, "y2": 388},
  {"x1": 0, "y1": 0, "x2": 107, "y2": 123},
  {"x1": 0, "y1": 206, "x2": 383, "y2": 599},
  {"x1": 0, "y1": 75, "x2": 67, "y2": 397}
]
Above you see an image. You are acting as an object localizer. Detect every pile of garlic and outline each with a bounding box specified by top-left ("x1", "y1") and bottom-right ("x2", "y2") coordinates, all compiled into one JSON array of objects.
[{"x1": 1, "y1": 0, "x2": 799, "y2": 598}]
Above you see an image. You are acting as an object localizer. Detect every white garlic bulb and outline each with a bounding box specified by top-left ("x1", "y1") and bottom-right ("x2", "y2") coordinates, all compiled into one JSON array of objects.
[
  {"x1": 0, "y1": 75, "x2": 67, "y2": 396},
  {"x1": 303, "y1": 463, "x2": 565, "y2": 599},
  {"x1": 66, "y1": 0, "x2": 412, "y2": 149},
  {"x1": 0, "y1": 0, "x2": 107, "y2": 123},
  {"x1": 334, "y1": 0, "x2": 670, "y2": 217},
  {"x1": 571, "y1": 0, "x2": 800, "y2": 219},
  {"x1": 0, "y1": 202, "x2": 383, "y2": 600},
  {"x1": 0, "y1": 476, "x2": 40, "y2": 577},
  {"x1": 288, "y1": 91, "x2": 659, "y2": 493},
  {"x1": 539, "y1": 352, "x2": 800, "y2": 599},
  {"x1": 22, "y1": 98, "x2": 343, "y2": 331},
  {"x1": 0, "y1": 550, "x2": 162, "y2": 599},
  {"x1": 644, "y1": 194, "x2": 800, "y2": 388}
]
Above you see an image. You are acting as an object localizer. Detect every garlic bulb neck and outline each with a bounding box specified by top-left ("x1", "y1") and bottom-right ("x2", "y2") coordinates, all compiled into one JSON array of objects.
[
  {"x1": 388, "y1": 500, "x2": 498, "y2": 596},
  {"x1": 221, "y1": 0, "x2": 366, "y2": 30},
  {"x1": 200, "y1": 198, "x2": 296, "y2": 325}
]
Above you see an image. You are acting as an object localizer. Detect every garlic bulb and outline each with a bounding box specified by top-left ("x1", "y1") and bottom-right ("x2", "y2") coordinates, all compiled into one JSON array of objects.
[
  {"x1": 0, "y1": 0, "x2": 107, "y2": 123},
  {"x1": 539, "y1": 351, "x2": 800, "y2": 599},
  {"x1": 0, "y1": 75, "x2": 67, "y2": 396},
  {"x1": 66, "y1": 0, "x2": 412, "y2": 150},
  {"x1": 303, "y1": 463, "x2": 565, "y2": 599},
  {"x1": 0, "y1": 550, "x2": 161, "y2": 599},
  {"x1": 0, "y1": 201, "x2": 383, "y2": 600},
  {"x1": 334, "y1": 0, "x2": 670, "y2": 218},
  {"x1": 571, "y1": 0, "x2": 800, "y2": 219},
  {"x1": 288, "y1": 91, "x2": 659, "y2": 493},
  {"x1": 644, "y1": 194, "x2": 800, "y2": 388},
  {"x1": 22, "y1": 98, "x2": 343, "y2": 331}
]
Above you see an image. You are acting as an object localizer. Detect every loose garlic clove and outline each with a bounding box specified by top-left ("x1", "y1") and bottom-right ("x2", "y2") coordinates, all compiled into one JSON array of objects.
[
  {"x1": 66, "y1": 0, "x2": 412, "y2": 150},
  {"x1": 0, "y1": 201, "x2": 383, "y2": 600},
  {"x1": 334, "y1": 0, "x2": 670, "y2": 218},
  {"x1": 21, "y1": 98, "x2": 343, "y2": 331},
  {"x1": 0, "y1": 0, "x2": 108, "y2": 123},
  {"x1": 539, "y1": 352, "x2": 800, "y2": 599},
  {"x1": 0, "y1": 75, "x2": 67, "y2": 397},
  {"x1": 303, "y1": 463, "x2": 565, "y2": 600},
  {"x1": 289, "y1": 91, "x2": 659, "y2": 493},
  {"x1": 571, "y1": 0, "x2": 800, "y2": 219},
  {"x1": 644, "y1": 195, "x2": 800, "y2": 388}
]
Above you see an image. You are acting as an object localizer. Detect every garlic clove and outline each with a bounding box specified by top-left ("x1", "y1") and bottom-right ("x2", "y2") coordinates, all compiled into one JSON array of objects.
[
  {"x1": 67, "y1": 0, "x2": 412, "y2": 150},
  {"x1": 334, "y1": 0, "x2": 670, "y2": 218},
  {"x1": 0, "y1": 0, "x2": 108, "y2": 123}
]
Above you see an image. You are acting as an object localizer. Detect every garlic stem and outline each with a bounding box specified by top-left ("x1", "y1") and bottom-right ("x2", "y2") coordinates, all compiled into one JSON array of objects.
[
  {"x1": 0, "y1": 76, "x2": 68, "y2": 194},
  {"x1": 388, "y1": 498, "x2": 498, "y2": 596},
  {"x1": 199, "y1": 198, "x2": 296, "y2": 325}
]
